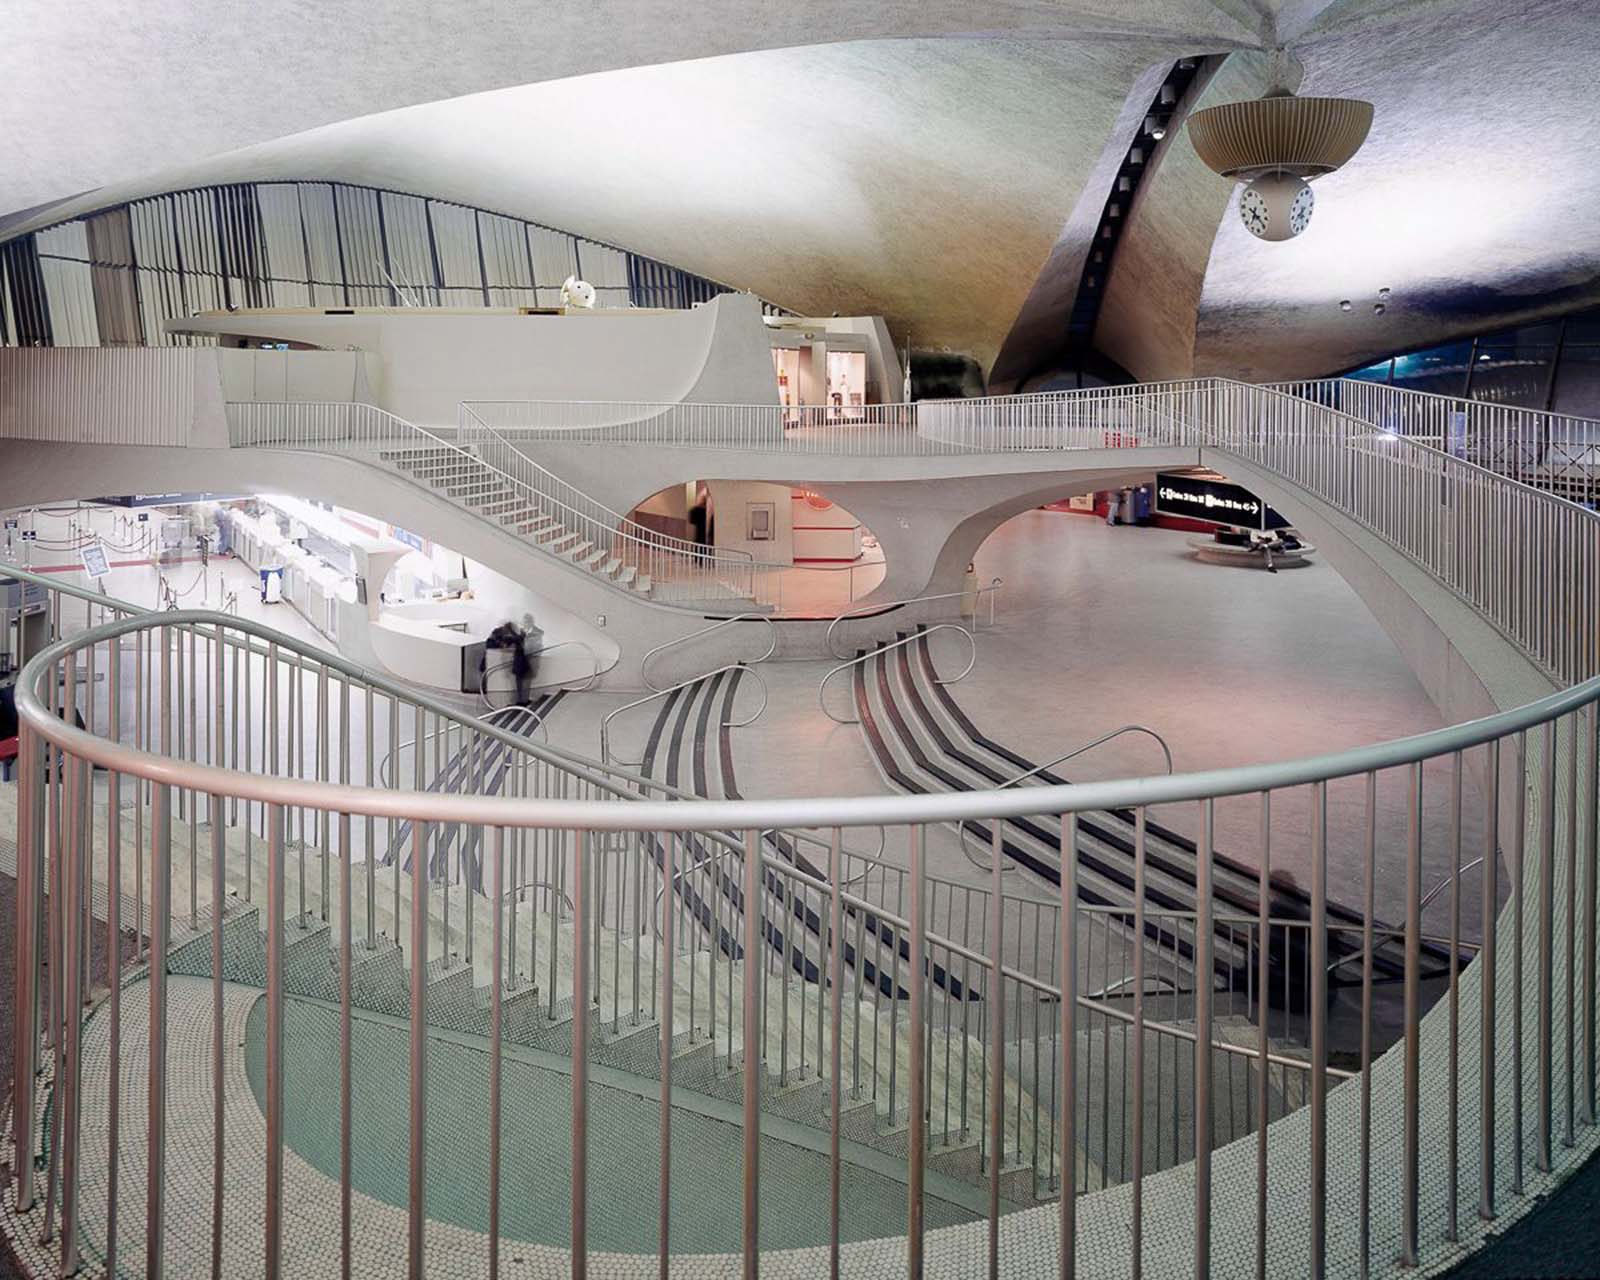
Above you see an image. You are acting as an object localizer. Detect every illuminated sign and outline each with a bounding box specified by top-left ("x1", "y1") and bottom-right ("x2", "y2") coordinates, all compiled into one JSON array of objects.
[{"x1": 1154, "y1": 473, "x2": 1288, "y2": 531}]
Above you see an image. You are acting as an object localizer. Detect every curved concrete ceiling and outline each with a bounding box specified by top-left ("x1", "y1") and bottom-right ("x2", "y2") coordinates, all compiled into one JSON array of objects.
[
  {"x1": 8, "y1": 0, "x2": 1596, "y2": 385},
  {"x1": 1190, "y1": 0, "x2": 1600, "y2": 379},
  {"x1": 1, "y1": 0, "x2": 1267, "y2": 223},
  {"x1": 3, "y1": 38, "x2": 1204, "y2": 372}
]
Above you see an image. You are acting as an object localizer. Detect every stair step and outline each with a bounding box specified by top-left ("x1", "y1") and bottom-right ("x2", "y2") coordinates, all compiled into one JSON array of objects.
[{"x1": 578, "y1": 548, "x2": 607, "y2": 570}]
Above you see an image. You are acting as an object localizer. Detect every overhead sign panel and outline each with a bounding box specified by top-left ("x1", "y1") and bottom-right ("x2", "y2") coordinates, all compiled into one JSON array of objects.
[{"x1": 1154, "y1": 473, "x2": 1288, "y2": 531}]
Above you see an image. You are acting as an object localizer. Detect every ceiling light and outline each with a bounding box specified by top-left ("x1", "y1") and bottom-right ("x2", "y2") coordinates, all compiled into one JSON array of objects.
[
  {"x1": 1377, "y1": 287, "x2": 1391, "y2": 299},
  {"x1": 1373, "y1": 303, "x2": 1386, "y2": 315},
  {"x1": 1160, "y1": 85, "x2": 1178, "y2": 107},
  {"x1": 1339, "y1": 300, "x2": 1352, "y2": 312},
  {"x1": 1188, "y1": 91, "x2": 1374, "y2": 241},
  {"x1": 1117, "y1": 176, "x2": 1131, "y2": 193}
]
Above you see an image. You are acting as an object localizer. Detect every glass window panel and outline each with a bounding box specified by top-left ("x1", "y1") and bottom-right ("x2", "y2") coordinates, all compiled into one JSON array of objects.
[
  {"x1": 1469, "y1": 346, "x2": 1555, "y2": 409},
  {"x1": 1551, "y1": 345, "x2": 1600, "y2": 419},
  {"x1": 1390, "y1": 343, "x2": 1472, "y2": 397},
  {"x1": 1347, "y1": 360, "x2": 1393, "y2": 383}
]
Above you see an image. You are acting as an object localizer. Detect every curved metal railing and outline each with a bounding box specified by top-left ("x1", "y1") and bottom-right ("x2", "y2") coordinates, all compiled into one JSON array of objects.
[
  {"x1": 14, "y1": 375, "x2": 1600, "y2": 1280},
  {"x1": 958, "y1": 724, "x2": 1174, "y2": 872},
  {"x1": 600, "y1": 662, "x2": 769, "y2": 766},
  {"x1": 640, "y1": 613, "x2": 777, "y2": 692},
  {"x1": 824, "y1": 580, "x2": 1002, "y2": 658},
  {"x1": 14, "y1": 602, "x2": 1600, "y2": 1280},
  {"x1": 818, "y1": 625, "x2": 977, "y2": 724},
  {"x1": 227, "y1": 400, "x2": 792, "y2": 609}
]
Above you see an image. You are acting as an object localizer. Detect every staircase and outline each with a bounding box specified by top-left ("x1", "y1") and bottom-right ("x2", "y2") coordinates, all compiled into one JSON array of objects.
[
  {"x1": 378, "y1": 443, "x2": 664, "y2": 598},
  {"x1": 226, "y1": 398, "x2": 767, "y2": 611},
  {"x1": 15, "y1": 776, "x2": 1075, "y2": 1206},
  {"x1": 851, "y1": 627, "x2": 1461, "y2": 1010}
]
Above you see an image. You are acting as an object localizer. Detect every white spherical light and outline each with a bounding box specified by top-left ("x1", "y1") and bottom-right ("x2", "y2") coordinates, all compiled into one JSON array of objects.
[{"x1": 1238, "y1": 173, "x2": 1314, "y2": 241}]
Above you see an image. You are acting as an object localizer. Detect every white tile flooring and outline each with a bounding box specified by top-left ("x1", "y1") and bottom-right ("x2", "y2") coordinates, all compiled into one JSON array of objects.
[{"x1": 570, "y1": 510, "x2": 1488, "y2": 941}]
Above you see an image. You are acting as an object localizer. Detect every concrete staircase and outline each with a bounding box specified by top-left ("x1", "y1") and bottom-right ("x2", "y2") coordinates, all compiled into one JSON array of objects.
[
  {"x1": 378, "y1": 444, "x2": 658, "y2": 598},
  {"x1": 17, "y1": 778, "x2": 1078, "y2": 1207},
  {"x1": 374, "y1": 443, "x2": 762, "y2": 609}
]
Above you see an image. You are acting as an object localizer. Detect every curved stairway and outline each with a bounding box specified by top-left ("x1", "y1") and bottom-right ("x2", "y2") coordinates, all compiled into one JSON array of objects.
[{"x1": 851, "y1": 627, "x2": 1460, "y2": 1007}]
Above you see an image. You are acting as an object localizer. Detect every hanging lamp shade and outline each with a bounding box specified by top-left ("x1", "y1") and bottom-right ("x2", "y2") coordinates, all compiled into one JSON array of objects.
[{"x1": 1187, "y1": 94, "x2": 1373, "y2": 180}]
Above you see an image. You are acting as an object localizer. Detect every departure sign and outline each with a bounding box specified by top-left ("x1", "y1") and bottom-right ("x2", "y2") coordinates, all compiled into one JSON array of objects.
[{"x1": 1154, "y1": 473, "x2": 1288, "y2": 531}]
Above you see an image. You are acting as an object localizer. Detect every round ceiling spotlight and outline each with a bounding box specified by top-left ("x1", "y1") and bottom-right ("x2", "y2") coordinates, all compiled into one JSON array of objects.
[{"x1": 1187, "y1": 91, "x2": 1373, "y2": 241}]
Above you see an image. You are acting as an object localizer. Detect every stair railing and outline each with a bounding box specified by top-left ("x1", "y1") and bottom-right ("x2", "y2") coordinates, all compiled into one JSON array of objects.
[
  {"x1": 229, "y1": 400, "x2": 785, "y2": 610},
  {"x1": 459, "y1": 403, "x2": 786, "y2": 607},
  {"x1": 600, "y1": 662, "x2": 769, "y2": 766},
  {"x1": 640, "y1": 613, "x2": 778, "y2": 691},
  {"x1": 824, "y1": 580, "x2": 1002, "y2": 658},
  {"x1": 818, "y1": 625, "x2": 977, "y2": 724},
  {"x1": 958, "y1": 725, "x2": 1174, "y2": 872}
]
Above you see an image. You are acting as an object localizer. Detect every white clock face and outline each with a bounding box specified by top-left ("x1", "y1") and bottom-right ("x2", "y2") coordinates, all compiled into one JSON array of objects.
[
  {"x1": 1289, "y1": 184, "x2": 1315, "y2": 236},
  {"x1": 1240, "y1": 186, "x2": 1270, "y2": 238}
]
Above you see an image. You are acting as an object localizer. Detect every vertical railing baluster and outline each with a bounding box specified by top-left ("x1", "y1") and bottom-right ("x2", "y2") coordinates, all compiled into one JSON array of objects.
[
  {"x1": 489, "y1": 825, "x2": 505, "y2": 1280},
  {"x1": 1537, "y1": 720, "x2": 1557, "y2": 1172},
  {"x1": 742, "y1": 827, "x2": 762, "y2": 1280},
  {"x1": 908, "y1": 824, "x2": 926, "y2": 1276},
  {"x1": 1059, "y1": 813, "x2": 1077, "y2": 1280},
  {"x1": 1196, "y1": 798, "x2": 1214, "y2": 1279},
  {"x1": 572, "y1": 828, "x2": 590, "y2": 1278},
  {"x1": 1402, "y1": 761, "x2": 1423, "y2": 1264},
  {"x1": 987, "y1": 820, "x2": 1004, "y2": 1279},
  {"x1": 1479, "y1": 740, "x2": 1501, "y2": 1221},
  {"x1": 264, "y1": 803, "x2": 284, "y2": 1279},
  {"x1": 659, "y1": 831, "x2": 676, "y2": 1277}
]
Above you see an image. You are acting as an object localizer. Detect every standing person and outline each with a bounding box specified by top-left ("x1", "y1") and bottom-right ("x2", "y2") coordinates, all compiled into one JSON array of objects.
[
  {"x1": 516, "y1": 612, "x2": 545, "y2": 705},
  {"x1": 1104, "y1": 490, "x2": 1120, "y2": 526},
  {"x1": 687, "y1": 501, "x2": 708, "y2": 560},
  {"x1": 483, "y1": 618, "x2": 524, "y2": 705}
]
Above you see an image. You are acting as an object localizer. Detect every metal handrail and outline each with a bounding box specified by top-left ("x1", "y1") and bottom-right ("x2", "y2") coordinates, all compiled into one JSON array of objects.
[
  {"x1": 501, "y1": 878, "x2": 573, "y2": 913},
  {"x1": 21, "y1": 377, "x2": 1600, "y2": 1280},
  {"x1": 22, "y1": 606, "x2": 1600, "y2": 831},
  {"x1": 228, "y1": 402, "x2": 790, "y2": 598},
  {"x1": 458, "y1": 404, "x2": 763, "y2": 569},
  {"x1": 600, "y1": 662, "x2": 769, "y2": 767},
  {"x1": 478, "y1": 639, "x2": 604, "y2": 711},
  {"x1": 818, "y1": 625, "x2": 977, "y2": 725},
  {"x1": 640, "y1": 613, "x2": 777, "y2": 692},
  {"x1": 824, "y1": 581, "x2": 1002, "y2": 658},
  {"x1": 958, "y1": 724, "x2": 1173, "y2": 871}
]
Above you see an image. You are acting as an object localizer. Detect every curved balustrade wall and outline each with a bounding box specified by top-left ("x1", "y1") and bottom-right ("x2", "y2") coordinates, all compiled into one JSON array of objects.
[
  {"x1": 10, "y1": 603, "x2": 1600, "y2": 1278},
  {"x1": 8, "y1": 378, "x2": 1600, "y2": 1279}
]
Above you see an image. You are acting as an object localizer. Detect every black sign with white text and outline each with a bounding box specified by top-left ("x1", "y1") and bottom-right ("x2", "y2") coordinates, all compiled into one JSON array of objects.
[{"x1": 1154, "y1": 473, "x2": 1288, "y2": 531}]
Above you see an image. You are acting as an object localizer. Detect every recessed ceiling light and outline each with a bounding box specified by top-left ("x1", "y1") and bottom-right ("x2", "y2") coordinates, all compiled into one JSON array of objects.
[
  {"x1": 1377, "y1": 287, "x2": 1391, "y2": 299},
  {"x1": 1339, "y1": 300, "x2": 1352, "y2": 312},
  {"x1": 1373, "y1": 303, "x2": 1386, "y2": 315}
]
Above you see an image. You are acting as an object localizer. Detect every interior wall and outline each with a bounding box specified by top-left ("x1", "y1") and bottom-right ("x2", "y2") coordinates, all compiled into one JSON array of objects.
[{"x1": 706, "y1": 479, "x2": 794, "y2": 564}]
